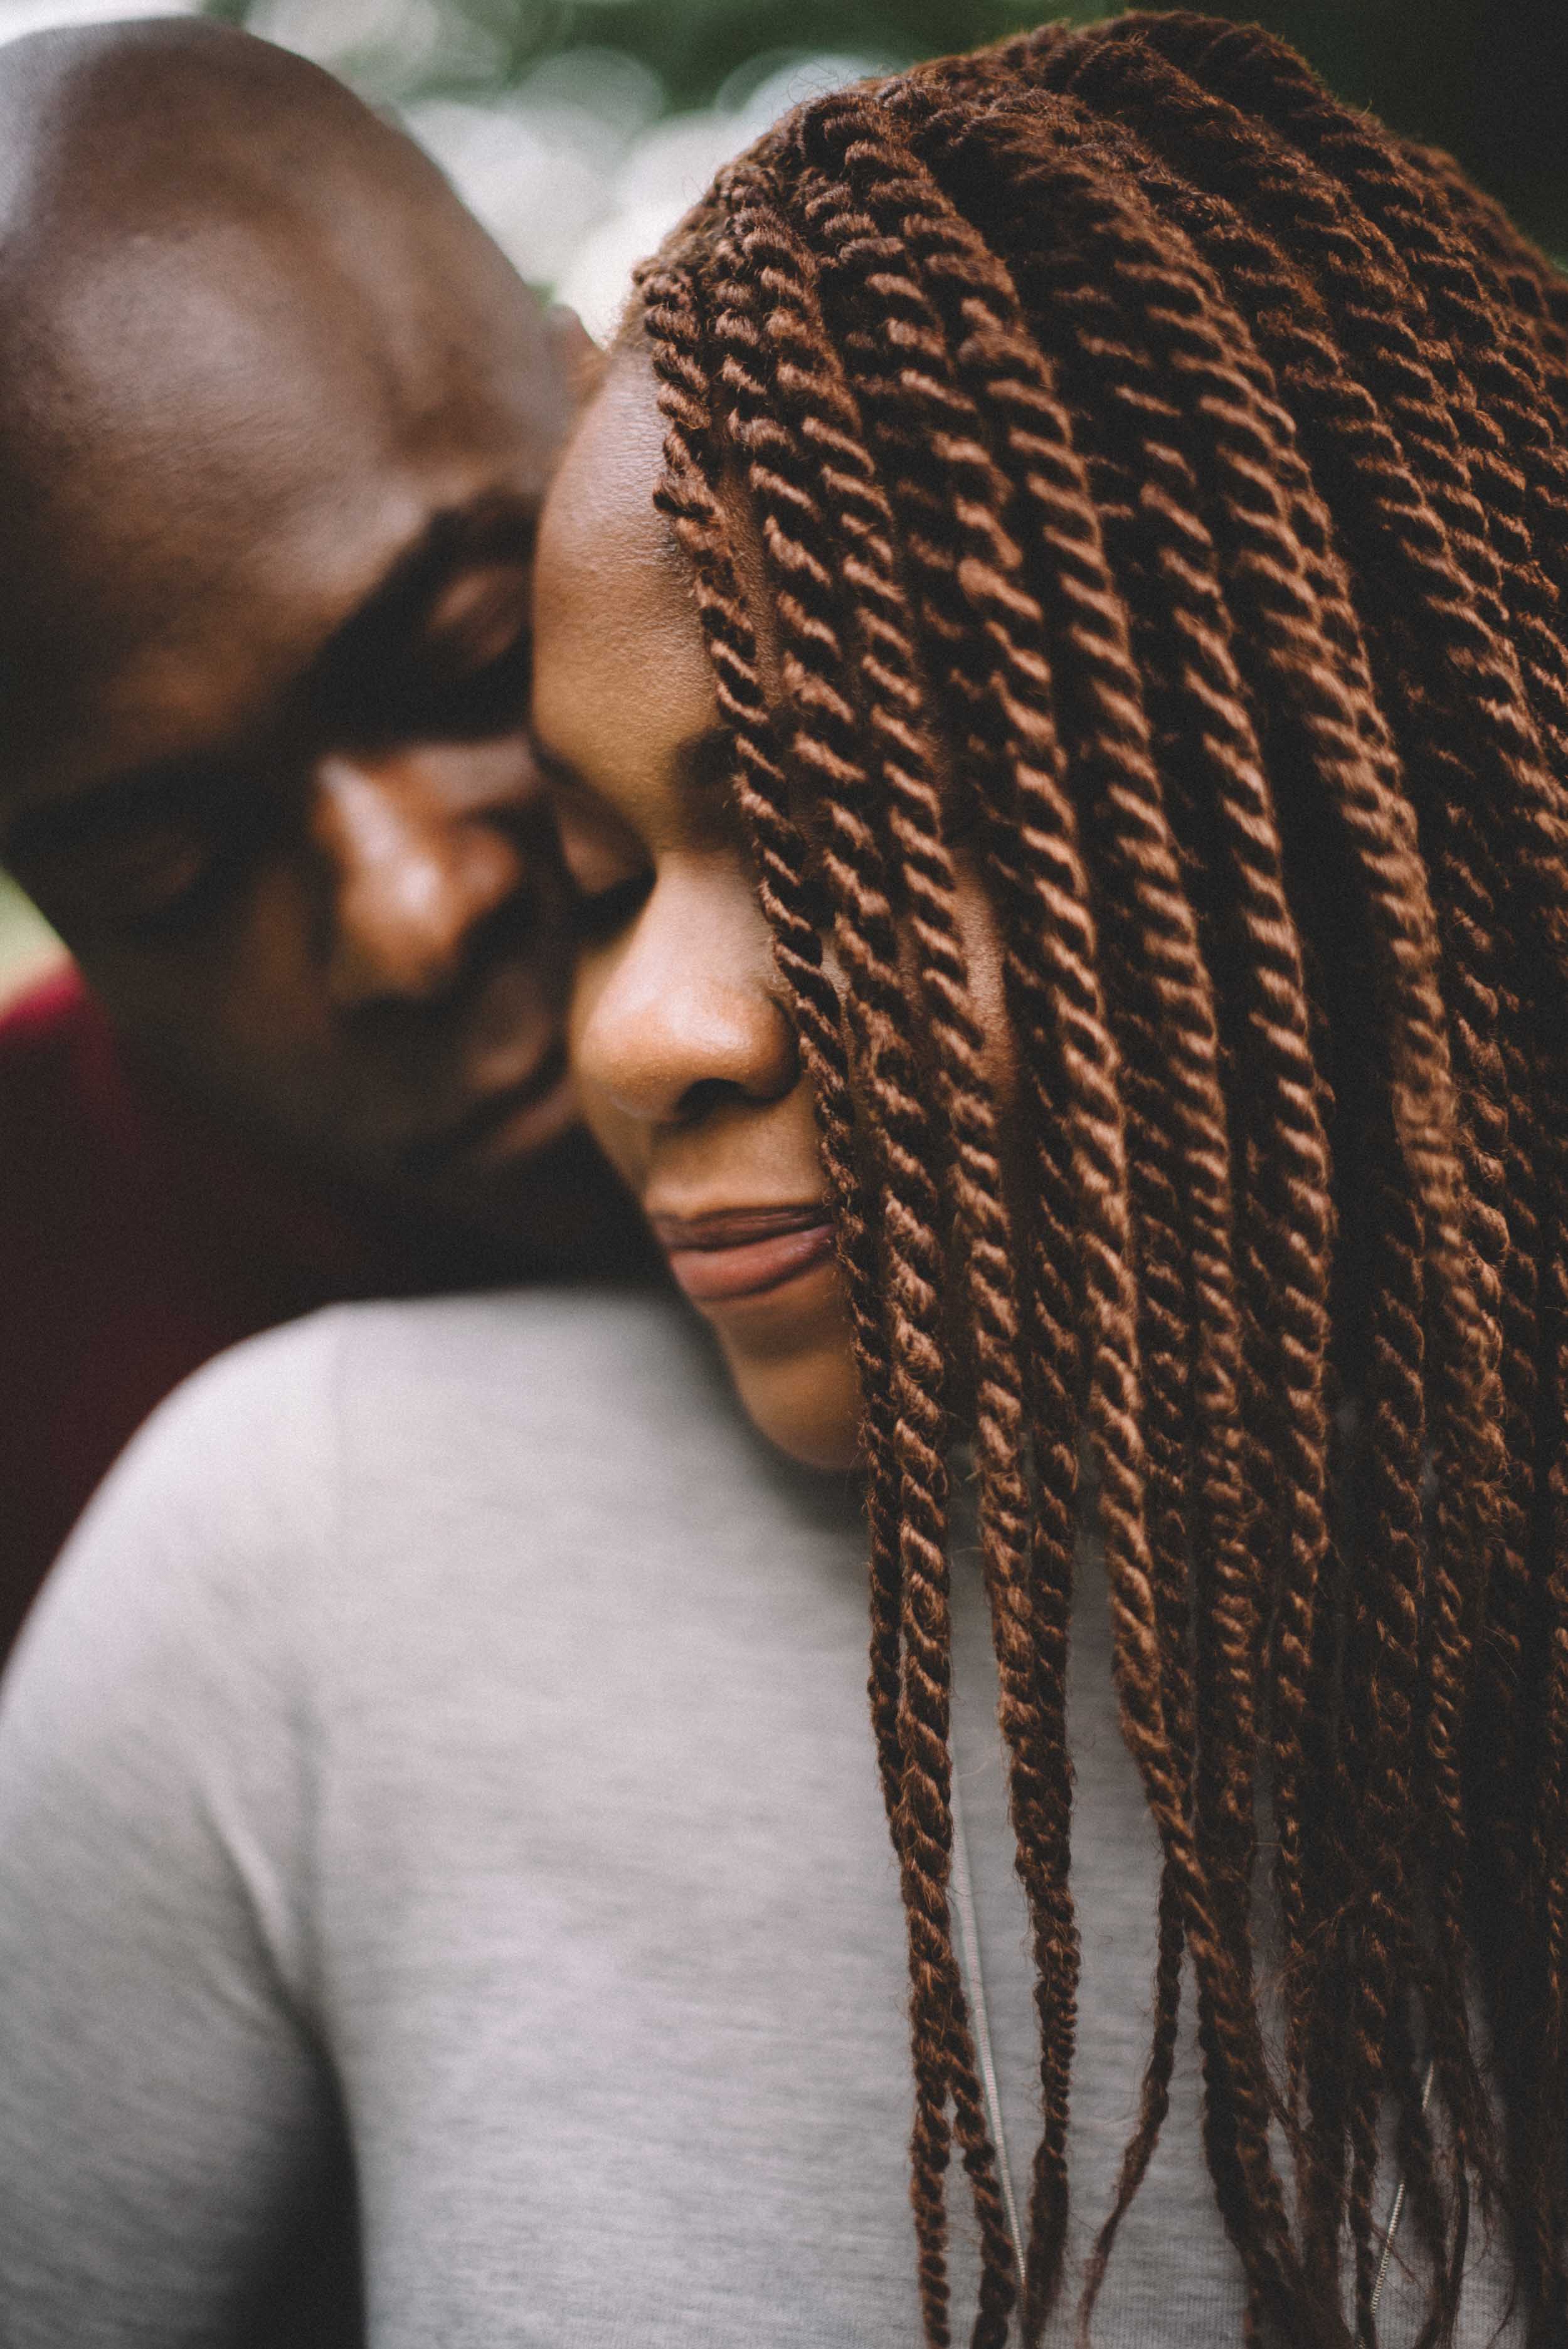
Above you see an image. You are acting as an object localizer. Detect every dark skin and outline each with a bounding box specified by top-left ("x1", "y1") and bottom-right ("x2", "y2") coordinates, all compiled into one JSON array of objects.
[{"x1": 0, "y1": 16, "x2": 628, "y2": 1263}]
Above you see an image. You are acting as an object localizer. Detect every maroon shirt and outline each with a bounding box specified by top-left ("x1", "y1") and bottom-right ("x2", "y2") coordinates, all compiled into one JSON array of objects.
[{"x1": 0, "y1": 965, "x2": 647, "y2": 1655}]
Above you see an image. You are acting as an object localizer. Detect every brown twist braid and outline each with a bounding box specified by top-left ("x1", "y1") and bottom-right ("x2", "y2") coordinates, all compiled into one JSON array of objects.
[
  {"x1": 792, "y1": 97, "x2": 1319, "y2": 2336},
  {"x1": 711, "y1": 176, "x2": 1030, "y2": 2343}
]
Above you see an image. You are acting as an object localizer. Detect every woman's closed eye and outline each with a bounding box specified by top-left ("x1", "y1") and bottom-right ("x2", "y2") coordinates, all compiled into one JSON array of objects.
[{"x1": 543, "y1": 768, "x2": 654, "y2": 947}]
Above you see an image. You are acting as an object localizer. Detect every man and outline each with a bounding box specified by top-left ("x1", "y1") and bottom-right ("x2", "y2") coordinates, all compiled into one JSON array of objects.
[{"x1": 0, "y1": 14, "x2": 649, "y2": 1648}]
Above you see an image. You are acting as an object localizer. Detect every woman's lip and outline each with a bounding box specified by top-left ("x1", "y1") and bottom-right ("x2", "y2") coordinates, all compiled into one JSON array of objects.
[
  {"x1": 664, "y1": 1222, "x2": 837, "y2": 1303},
  {"x1": 647, "y1": 1204, "x2": 835, "y2": 1303},
  {"x1": 647, "y1": 1202, "x2": 830, "y2": 1249}
]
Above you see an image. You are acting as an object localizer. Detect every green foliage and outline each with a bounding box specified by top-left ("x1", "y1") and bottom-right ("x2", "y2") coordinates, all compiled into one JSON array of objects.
[
  {"x1": 469, "y1": 0, "x2": 1076, "y2": 95},
  {"x1": 221, "y1": 0, "x2": 1568, "y2": 252}
]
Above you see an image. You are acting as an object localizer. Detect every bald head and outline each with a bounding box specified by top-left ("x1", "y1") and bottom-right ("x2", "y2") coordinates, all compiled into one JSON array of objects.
[
  {"x1": 0, "y1": 18, "x2": 565, "y2": 769},
  {"x1": 0, "y1": 14, "x2": 426, "y2": 219}
]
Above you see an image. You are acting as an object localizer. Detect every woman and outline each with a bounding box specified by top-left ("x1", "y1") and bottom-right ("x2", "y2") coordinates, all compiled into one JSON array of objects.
[
  {"x1": 0, "y1": 15, "x2": 1562, "y2": 2348},
  {"x1": 542, "y1": 9, "x2": 1568, "y2": 2340},
  {"x1": 538, "y1": 15, "x2": 1568, "y2": 2341}
]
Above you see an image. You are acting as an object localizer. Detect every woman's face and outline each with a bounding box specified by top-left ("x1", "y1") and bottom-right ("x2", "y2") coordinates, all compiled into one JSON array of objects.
[{"x1": 532, "y1": 353, "x2": 864, "y2": 1469}]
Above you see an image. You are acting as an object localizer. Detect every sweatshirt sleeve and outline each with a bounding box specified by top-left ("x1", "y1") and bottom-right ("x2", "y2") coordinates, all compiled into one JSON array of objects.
[{"x1": 0, "y1": 1318, "x2": 361, "y2": 2349}]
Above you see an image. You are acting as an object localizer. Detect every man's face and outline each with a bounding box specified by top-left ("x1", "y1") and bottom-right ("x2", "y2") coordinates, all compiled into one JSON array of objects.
[{"x1": 0, "y1": 159, "x2": 584, "y2": 1240}]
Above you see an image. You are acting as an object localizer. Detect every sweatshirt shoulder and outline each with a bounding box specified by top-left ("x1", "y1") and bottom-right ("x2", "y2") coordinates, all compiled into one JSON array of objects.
[
  {"x1": 4, "y1": 1286, "x2": 832, "y2": 1731},
  {"x1": 0, "y1": 1307, "x2": 352, "y2": 1721},
  {"x1": 324, "y1": 1285, "x2": 731, "y2": 1448},
  {"x1": 318, "y1": 1286, "x2": 822, "y2": 1524},
  {"x1": 70, "y1": 1301, "x2": 351, "y2": 1554},
  {"x1": 16, "y1": 1288, "x2": 720, "y2": 1638}
]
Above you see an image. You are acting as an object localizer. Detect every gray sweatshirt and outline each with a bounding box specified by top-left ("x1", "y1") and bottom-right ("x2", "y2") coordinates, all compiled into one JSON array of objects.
[{"x1": 0, "y1": 1292, "x2": 1517, "y2": 2346}]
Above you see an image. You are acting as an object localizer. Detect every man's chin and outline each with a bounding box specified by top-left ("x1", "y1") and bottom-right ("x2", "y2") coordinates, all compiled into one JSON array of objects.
[{"x1": 395, "y1": 1113, "x2": 583, "y2": 1244}]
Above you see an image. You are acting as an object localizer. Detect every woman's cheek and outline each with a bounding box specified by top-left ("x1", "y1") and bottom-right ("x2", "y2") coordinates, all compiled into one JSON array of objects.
[{"x1": 566, "y1": 946, "x2": 639, "y2": 1187}]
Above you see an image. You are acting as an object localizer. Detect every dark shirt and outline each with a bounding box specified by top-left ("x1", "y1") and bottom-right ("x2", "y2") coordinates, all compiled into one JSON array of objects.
[{"x1": 0, "y1": 963, "x2": 648, "y2": 1654}]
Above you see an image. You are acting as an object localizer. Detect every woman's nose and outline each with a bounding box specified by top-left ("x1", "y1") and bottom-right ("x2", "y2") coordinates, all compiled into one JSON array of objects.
[
  {"x1": 312, "y1": 753, "x2": 526, "y2": 1011},
  {"x1": 573, "y1": 869, "x2": 797, "y2": 1128}
]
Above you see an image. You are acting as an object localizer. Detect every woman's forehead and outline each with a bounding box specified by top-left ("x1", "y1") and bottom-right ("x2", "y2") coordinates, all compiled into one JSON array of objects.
[
  {"x1": 534, "y1": 351, "x2": 718, "y2": 804},
  {"x1": 540, "y1": 352, "x2": 675, "y2": 577}
]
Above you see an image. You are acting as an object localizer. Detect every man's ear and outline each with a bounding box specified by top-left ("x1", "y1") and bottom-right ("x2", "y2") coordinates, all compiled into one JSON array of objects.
[{"x1": 546, "y1": 304, "x2": 607, "y2": 412}]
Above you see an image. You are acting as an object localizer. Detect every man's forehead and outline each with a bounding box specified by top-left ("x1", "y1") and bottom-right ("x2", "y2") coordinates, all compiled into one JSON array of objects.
[
  {"x1": 0, "y1": 18, "x2": 442, "y2": 239},
  {"x1": 1, "y1": 160, "x2": 553, "y2": 469}
]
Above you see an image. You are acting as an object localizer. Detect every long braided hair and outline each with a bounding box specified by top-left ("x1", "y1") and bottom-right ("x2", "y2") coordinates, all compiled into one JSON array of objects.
[{"x1": 630, "y1": 16, "x2": 1568, "y2": 2343}]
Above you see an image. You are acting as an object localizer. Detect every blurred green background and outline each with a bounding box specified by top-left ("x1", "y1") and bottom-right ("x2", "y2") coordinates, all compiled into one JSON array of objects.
[
  {"x1": 211, "y1": 0, "x2": 1568, "y2": 263},
  {"x1": 1, "y1": 0, "x2": 1565, "y2": 995}
]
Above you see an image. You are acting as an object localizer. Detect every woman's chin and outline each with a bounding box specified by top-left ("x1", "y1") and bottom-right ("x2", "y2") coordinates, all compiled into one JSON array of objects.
[{"x1": 722, "y1": 1327, "x2": 865, "y2": 1475}]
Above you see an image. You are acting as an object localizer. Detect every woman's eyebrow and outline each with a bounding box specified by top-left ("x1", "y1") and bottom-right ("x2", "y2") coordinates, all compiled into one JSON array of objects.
[{"x1": 531, "y1": 724, "x2": 731, "y2": 808}]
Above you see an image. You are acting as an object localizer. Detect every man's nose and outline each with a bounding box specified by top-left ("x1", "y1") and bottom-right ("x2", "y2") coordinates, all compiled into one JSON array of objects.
[
  {"x1": 312, "y1": 753, "x2": 526, "y2": 1011},
  {"x1": 573, "y1": 871, "x2": 797, "y2": 1127}
]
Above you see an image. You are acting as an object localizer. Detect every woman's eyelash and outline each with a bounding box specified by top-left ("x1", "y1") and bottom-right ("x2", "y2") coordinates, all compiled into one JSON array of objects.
[{"x1": 568, "y1": 872, "x2": 652, "y2": 943}]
